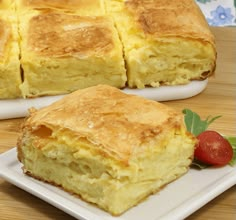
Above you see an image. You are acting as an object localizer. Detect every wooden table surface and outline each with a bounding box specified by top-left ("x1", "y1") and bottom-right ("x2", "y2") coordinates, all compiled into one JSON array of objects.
[{"x1": 0, "y1": 27, "x2": 235, "y2": 220}]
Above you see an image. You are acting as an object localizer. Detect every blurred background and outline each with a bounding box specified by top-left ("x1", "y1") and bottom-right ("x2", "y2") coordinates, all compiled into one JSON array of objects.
[{"x1": 196, "y1": 0, "x2": 236, "y2": 26}]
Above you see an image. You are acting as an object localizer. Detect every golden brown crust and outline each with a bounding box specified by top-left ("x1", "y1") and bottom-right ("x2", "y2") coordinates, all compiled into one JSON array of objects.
[
  {"x1": 23, "y1": 85, "x2": 185, "y2": 162},
  {"x1": 125, "y1": 0, "x2": 215, "y2": 45},
  {"x1": 19, "y1": 0, "x2": 102, "y2": 11},
  {"x1": 26, "y1": 12, "x2": 114, "y2": 57}
]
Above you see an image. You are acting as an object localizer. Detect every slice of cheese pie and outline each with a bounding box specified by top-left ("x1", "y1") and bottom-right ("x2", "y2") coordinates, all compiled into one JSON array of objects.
[
  {"x1": 17, "y1": 85, "x2": 196, "y2": 215},
  {"x1": 19, "y1": 11, "x2": 126, "y2": 97},
  {"x1": 105, "y1": 0, "x2": 216, "y2": 88}
]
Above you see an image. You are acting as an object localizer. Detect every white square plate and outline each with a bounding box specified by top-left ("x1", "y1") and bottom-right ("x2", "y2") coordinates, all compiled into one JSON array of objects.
[{"x1": 1, "y1": 148, "x2": 236, "y2": 220}]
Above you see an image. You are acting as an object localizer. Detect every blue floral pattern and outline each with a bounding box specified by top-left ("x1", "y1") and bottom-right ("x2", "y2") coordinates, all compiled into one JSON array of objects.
[
  {"x1": 196, "y1": 0, "x2": 236, "y2": 26},
  {"x1": 207, "y1": 6, "x2": 234, "y2": 26}
]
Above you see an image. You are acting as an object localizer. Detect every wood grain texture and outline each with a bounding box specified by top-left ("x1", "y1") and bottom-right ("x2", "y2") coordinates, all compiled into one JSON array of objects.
[{"x1": 0, "y1": 27, "x2": 235, "y2": 220}]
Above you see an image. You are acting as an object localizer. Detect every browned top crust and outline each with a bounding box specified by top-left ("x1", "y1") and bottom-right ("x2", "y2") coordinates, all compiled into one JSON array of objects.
[
  {"x1": 19, "y1": 0, "x2": 102, "y2": 11},
  {"x1": 26, "y1": 12, "x2": 114, "y2": 57},
  {"x1": 125, "y1": 0, "x2": 215, "y2": 44},
  {"x1": 23, "y1": 85, "x2": 187, "y2": 163}
]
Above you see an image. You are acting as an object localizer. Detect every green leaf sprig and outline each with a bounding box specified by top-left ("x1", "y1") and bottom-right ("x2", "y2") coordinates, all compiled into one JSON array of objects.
[{"x1": 182, "y1": 109, "x2": 221, "y2": 136}]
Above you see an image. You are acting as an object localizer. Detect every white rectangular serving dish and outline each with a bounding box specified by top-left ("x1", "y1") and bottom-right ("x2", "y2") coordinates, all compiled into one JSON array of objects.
[
  {"x1": 0, "y1": 147, "x2": 235, "y2": 220},
  {"x1": 0, "y1": 80, "x2": 208, "y2": 119}
]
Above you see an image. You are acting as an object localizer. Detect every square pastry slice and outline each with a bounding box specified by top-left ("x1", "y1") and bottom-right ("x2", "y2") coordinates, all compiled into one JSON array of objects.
[
  {"x1": 0, "y1": 11, "x2": 21, "y2": 99},
  {"x1": 19, "y1": 11, "x2": 126, "y2": 97},
  {"x1": 17, "y1": 85, "x2": 196, "y2": 215},
  {"x1": 105, "y1": 0, "x2": 216, "y2": 88},
  {"x1": 16, "y1": 0, "x2": 105, "y2": 15}
]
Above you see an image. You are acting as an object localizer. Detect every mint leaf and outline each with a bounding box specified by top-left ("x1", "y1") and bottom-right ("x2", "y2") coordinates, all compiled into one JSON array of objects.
[
  {"x1": 225, "y1": 136, "x2": 236, "y2": 166},
  {"x1": 182, "y1": 109, "x2": 221, "y2": 136}
]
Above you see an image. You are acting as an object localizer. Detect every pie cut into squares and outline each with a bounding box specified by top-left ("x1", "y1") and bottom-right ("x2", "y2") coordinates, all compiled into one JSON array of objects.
[{"x1": 0, "y1": 0, "x2": 217, "y2": 99}]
